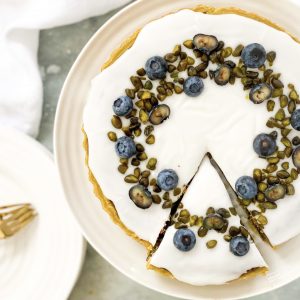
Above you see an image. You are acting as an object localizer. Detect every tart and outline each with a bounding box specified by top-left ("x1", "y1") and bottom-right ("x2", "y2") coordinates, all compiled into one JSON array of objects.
[{"x1": 83, "y1": 5, "x2": 300, "y2": 285}]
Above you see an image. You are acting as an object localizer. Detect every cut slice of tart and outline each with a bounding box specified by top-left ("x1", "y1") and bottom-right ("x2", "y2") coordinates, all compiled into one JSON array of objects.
[{"x1": 148, "y1": 156, "x2": 267, "y2": 285}]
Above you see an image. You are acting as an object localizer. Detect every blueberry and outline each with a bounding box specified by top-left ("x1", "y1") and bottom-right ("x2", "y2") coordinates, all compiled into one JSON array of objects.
[
  {"x1": 291, "y1": 109, "x2": 300, "y2": 131},
  {"x1": 157, "y1": 169, "x2": 179, "y2": 191},
  {"x1": 253, "y1": 133, "x2": 276, "y2": 157},
  {"x1": 235, "y1": 176, "x2": 258, "y2": 199},
  {"x1": 293, "y1": 146, "x2": 300, "y2": 168},
  {"x1": 214, "y1": 65, "x2": 231, "y2": 86},
  {"x1": 241, "y1": 43, "x2": 266, "y2": 68},
  {"x1": 129, "y1": 184, "x2": 152, "y2": 209},
  {"x1": 145, "y1": 56, "x2": 167, "y2": 80},
  {"x1": 249, "y1": 83, "x2": 272, "y2": 104},
  {"x1": 115, "y1": 136, "x2": 136, "y2": 158},
  {"x1": 193, "y1": 34, "x2": 218, "y2": 55},
  {"x1": 112, "y1": 96, "x2": 133, "y2": 116},
  {"x1": 173, "y1": 228, "x2": 196, "y2": 252},
  {"x1": 230, "y1": 236, "x2": 250, "y2": 256},
  {"x1": 183, "y1": 76, "x2": 204, "y2": 97}
]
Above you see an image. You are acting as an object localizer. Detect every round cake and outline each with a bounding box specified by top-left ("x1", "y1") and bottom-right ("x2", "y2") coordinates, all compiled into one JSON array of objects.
[{"x1": 83, "y1": 5, "x2": 300, "y2": 285}]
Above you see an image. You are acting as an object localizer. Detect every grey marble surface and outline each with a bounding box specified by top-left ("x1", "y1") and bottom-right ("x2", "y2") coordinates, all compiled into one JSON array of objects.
[{"x1": 37, "y1": 6, "x2": 299, "y2": 300}]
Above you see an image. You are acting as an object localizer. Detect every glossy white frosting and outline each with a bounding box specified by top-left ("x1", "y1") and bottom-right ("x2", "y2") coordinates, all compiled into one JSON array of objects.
[
  {"x1": 83, "y1": 9, "x2": 300, "y2": 246},
  {"x1": 150, "y1": 157, "x2": 267, "y2": 285}
]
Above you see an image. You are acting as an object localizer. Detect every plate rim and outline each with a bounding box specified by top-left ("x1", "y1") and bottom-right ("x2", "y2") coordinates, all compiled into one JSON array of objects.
[{"x1": 53, "y1": 0, "x2": 300, "y2": 299}]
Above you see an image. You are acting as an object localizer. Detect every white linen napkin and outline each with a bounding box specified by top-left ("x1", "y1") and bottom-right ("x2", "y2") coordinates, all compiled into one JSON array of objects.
[{"x1": 0, "y1": 0, "x2": 131, "y2": 137}]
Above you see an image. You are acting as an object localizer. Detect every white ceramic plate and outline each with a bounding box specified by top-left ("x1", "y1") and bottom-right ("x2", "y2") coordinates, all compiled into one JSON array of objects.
[
  {"x1": 54, "y1": 0, "x2": 300, "y2": 299},
  {"x1": 0, "y1": 127, "x2": 85, "y2": 300}
]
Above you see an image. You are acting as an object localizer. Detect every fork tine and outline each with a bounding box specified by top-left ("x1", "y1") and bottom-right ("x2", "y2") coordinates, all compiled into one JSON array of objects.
[{"x1": 10, "y1": 214, "x2": 36, "y2": 233}]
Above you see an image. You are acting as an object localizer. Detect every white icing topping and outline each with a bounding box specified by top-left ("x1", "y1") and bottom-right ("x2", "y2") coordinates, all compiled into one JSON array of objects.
[
  {"x1": 150, "y1": 157, "x2": 267, "y2": 285},
  {"x1": 83, "y1": 9, "x2": 300, "y2": 246}
]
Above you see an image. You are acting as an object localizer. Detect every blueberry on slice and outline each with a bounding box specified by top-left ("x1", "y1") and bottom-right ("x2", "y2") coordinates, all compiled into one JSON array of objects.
[
  {"x1": 293, "y1": 146, "x2": 300, "y2": 168},
  {"x1": 291, "y1": 109, "x2": 300, "y2": 131},
  {"x1": 173, "y1": 228, "x2": 196, "y2": 252},
  {"x1": 249, "y1": 83, "x2": 272, "y2": 104},
  {"x1": 193, "y1": 34, "x2": 218, "y2": 55},
  {"x1": 230, "y1": 236, "x2": 250, "y2": 256},
  {"x1": 253, "y1": 133, "x2": 277, "y2": 157},
  {"x1": 241, "y1": 43, "x2": 267, "y2": 68},
  {"x1": 264, "y1": 184, "x2": 286, "y2": 202},
  {"x1": 183, "y1": 76, "x2": 204, "y2": 97},
  {"x1": 112, "y1": 96, "x2": 133, "y2": 116},
  {"x1": 214, "y1": 65, "x2": 231, "y2": 86},
  {"x1": 145, "y1": 56, "x2": 167, "y2": 80},
  {"x1": 129, "y1": 184, "x2": 152, "y2": 209},
  {"x1": 115, "y1": 136, "x2": 136, "y2": 158},
  {"x1": 235, "y1": 176, "x2": 258, "y2": 199},
  {"x1": 157, "y1": 169, "x2": 178, "y2": 191}
]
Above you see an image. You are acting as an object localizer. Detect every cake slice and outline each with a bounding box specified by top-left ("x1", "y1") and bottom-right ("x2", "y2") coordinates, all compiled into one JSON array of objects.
[{"x1": 148, "y1": 156, "x2": 267, "y2": 285}]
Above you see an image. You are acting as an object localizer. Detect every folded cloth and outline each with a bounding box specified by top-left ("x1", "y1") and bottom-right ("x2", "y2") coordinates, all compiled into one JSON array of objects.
[{"x1": 0, "y1": 0, "x2": 131, "y2": 137}]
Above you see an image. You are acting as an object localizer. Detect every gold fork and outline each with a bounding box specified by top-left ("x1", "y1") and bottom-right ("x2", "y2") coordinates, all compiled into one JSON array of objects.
[{"x1": 0, "y1": 203, "x2": 36, "y2": 239}]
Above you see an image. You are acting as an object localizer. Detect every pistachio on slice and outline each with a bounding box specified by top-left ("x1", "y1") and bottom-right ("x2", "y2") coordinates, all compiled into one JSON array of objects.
[
  {"x1": 292, "y1": 146, "x2": 300, "y2": 169},
  {"x1": 149, "y1": 104, "x2": 170, "y2": 125},
  {"x1": 264, "y1": 184, "x2": 286, "y2": 201},
  {"x1": 193, "y1": 34, "x2": 218, "y2": 55},
  {"x1": 129, "y1": 184, "x2": 152, "y2": 209},
  {"x1": 214, "y1": 65, "x2": 231, "y2": 86},
  {"x1": 203, "y1": 214, "x2": 225, "y2": 231}
]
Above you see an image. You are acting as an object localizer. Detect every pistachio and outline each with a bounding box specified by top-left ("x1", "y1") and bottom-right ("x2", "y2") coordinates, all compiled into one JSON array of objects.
[
  {"x1": 266, "y1": 51, "x2": 276, "y2": 65},
  {"x1": 281, "y1": 137, "x2": 292, "y2": 147},
  {"x1": 288, "y1": 100, "x2": 296, "y2": 114},
  {"x1": 206, "y1": 207, "x2": 215, "y2": 215},
  {"x1": 271, "y1": 78, "x2": 284, "y2": 89},
  {"x1": 118, "y1": 164, "x2": 128, "y2": 174},
  {"x1": 233, "y1": 67, "x2": 244, "y2": 78},
  {"x1": 153, "y1": 185, "x2": 162, "y2": 193},
  {"x1": 162, "y1": 192, "x2": 170, "y2": 200},
  {"x1": 267, "y1": 175, "x2": 280, "y2": 185},
  {"x1": 240, "y1": 226, "x2": 249, "y2": 238},
  {"x1": 258, "y1": 182, "x2": 268, "y2": 192},
  {"x1": 279, "y1": 95, "x2": 288, "y2": 108},
  {"x1": 229, "y1": 207, "x2": 237, "y2": 216},
  {"x1": 216, "y1": 208, "x2": 231, "y2": 218},
  {"x1": 267, "y1": 157, "x2": 279, "y2": 164},
  {"x1": 229, "y1": 226, "x2": 240, "y2": 237},
  {"x1": 289, "y1": 89, "x2": 299, "y2": 101},
  {"x1": 144, "y1": 100, "x2": 153, "y2": 112},
  {"x1": 285, "y1": 146, "x2": 293, "y2": 158},
  {"x1": 149, "y1": 104, "x2": 170, "y2": 125},
  {"x1": 144, "y1": 80, "x2": 153, "y2": 90},
  {"x1": 221, "y1": 47, "x2": 232, "y2": 58},
  {"x1": 198, "y1": 226, "x2": 208, "y2": 237},
  {"x1": 173, "y1": 44, "x2": 181, "y2": 56},
  {"x1": 157, "y1": 86, "x2": 166, "y2": 95},
  {"x1": 146, "y1": 134, "x2": 155, "y2": 145},
  {"x1": 281, "y1": 128, "x2": 291, "y2": 137},
  {"x1": 246, "y1": 71, "x2": 259, "y2": 79},
  {"x1": 272, "y1": 88, "x2": 283, "y2": 98},
  {"x1": 187, "y1": 56, "x2": 195, "y2": 65},
  {"x1": 291, "y1": 168, "x2": 299, "y2": 180},
  {"x1": 257, "y1": 215, "x2": 268, "y2": 225},
  {"x1": 253, "y1": 169, "x2": 262, "y2": 182},
  {"x1": 256, "y1": 192, "x2": 265, "y2": 202},
  {"x1": 261, "y1": 201, "x2": 277, "y2": 209},
  {"x1": 134, "y1": 128, "x2": 141, "y2": 137},
  {"x1": 164, "y1": 53, "x2": 177, "y2": 63},
  {"x1": 174, "y1": 85, "x2": 183, "y2": 94},
  {"x1": 174, "y1": 222, "x2": 186, "y2": 229},
  {"x1": 147, "y1": 158, "x2": 157, "y2": 170},
  {"x1": 139, "y1": 177, "x2": 149, "y2": 187},
  {"x1": 120, "y1": 158, "x2": 128, "y2": 164},
  {"x1": 130, "y1": 76, "x2": 143, "y2": 90},
  {"x1": 275, "y1": 109, "x2": 285, "y2": 121},
  {"x1": 134, "y1": 167, "x2": 141, "y2": 179},
  {"x1": 206, "y1": 240, "x2": 217, "y2": 249},
  {"x1": 152, "y1": 194, "x2": 161, "y2": 204},
  {"x1": 125, "y1": 88, "x2": 136, "y2": 99},
  {"x1": 196, "y1": 216, "x2": 203, "y2": 227},
  {"x1": 224, "y1": 235, "x2": 232, "y2": 242},
  {"x1": 173, "y1": 187, "x2": 181, "y2": 196},
  {"x1": 277, "y1": 170, "x2": 290, "y2": 179},
  {"x1": 282, "y1": 118, "x2": 291, "y2": 127},
  {"x1": 144, "y1": 125, "x2": 154, "y2": 136},
  {"x1": 131, "y1": 158, "x2": 140, "y2": 166},
  {"x1": 266, "y1": 164, "x2": 277, "y2": 173},
  {"x1": 199, "y1": 71, "x2": 208, "y2": 79},
  {"x1": 150, "y1": 178, "x2": 156, "y2": 186},
  {"x1": 111, "y1": 115, "x2": 122, "y2": 129},
  {"x1": 135, "y1": 100, "x2": 144, "y2": 109},
  {"x1": 136, "y1": 68, "x2": 146, "y2": 76},
  {"x1": 141, "y1": 170, "x2": 150, "y2": 178},
  {"x1": 281, "y1": 162, "x2": 289, "y2": 170},
  {"x1": 124, "y1": 175, "x2": 139, "y2": 184},
  {"x1": 177, "y1": 60, "x2": 188, "y2": 72},
  {"x1": 232, "y1": 44, "x2": 244, "y2": 57},
  {"x1": 107, "y1": 131, "x2": 117, "y2": 142},
  {"x1": 140, "y1": 91, "x2": 152, "y2": 100},
  {"x1": 203, "y1": 215, "x2": 225, "y2": 231},
  {"x1": 183, "y1": 39, "x2": 194, "y2": 49},
  {"x1": 189, "y1": 215, "x2": 199, "y2": 226},
  {"x1": 136, "y1": 152, "x2": 148, "y2": 161}
]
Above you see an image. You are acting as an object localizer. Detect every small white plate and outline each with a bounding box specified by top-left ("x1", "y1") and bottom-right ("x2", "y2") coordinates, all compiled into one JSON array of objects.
[
  {"x1": 54, "y1": 0, "x2": 300, "y2": 299},
  {"x1": 0, "y1": 127, "x2": 85, "y2": 300}
]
